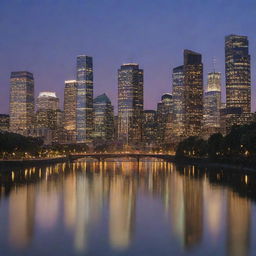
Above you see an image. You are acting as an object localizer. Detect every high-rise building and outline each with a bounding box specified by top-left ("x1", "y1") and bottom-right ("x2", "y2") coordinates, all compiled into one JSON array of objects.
[
  {"x1": 118, "y1": 63, "x2": 143, "y2": 145},
  {"x1": 143, "y1": 110, "x2": 157, "y2": 145},
  {"x1": 225, "y1": 35, "x2": 251, "y2": 113},
  {"x1": 156, "y1": 93, "x2": 173, "y2": 144},
  {"x1": 203, "y1": 72, "x2": 222, "y2": 137},
  {"x1": 184, "y1": 50, "x2": 203, "y2": 137},
  {"x1": 93, "y1": 93, "x2": 114, "y2": 141},
  {"x1": 64, "y1": 80, "x2": 77, "y2": 142},
  {"x1": 36, "y1": 92, "x2": 59, "y2": 111},
  {"x1": 172, "y1": 65, "x2": 185, "y2": 141},
  {"x1": 9, "y1": 71, "x2": 35, "y2": 136},
  {"x1": 76, "y1": 55, "x2": 94, "y2": 143}
]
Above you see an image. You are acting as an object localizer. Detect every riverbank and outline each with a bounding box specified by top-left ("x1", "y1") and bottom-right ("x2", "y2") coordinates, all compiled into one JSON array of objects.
[
  {"x1": 0, "y1": 156, "x2": 68, "y2": 168},
  {"x1": 174, "y1": 156, "x2": 256, "y2": 173}
]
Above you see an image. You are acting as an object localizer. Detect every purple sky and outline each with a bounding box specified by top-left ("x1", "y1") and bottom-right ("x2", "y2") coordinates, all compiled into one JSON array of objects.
[{"x1": 0, "y1": 0, "x2": 255, "y2": 114}]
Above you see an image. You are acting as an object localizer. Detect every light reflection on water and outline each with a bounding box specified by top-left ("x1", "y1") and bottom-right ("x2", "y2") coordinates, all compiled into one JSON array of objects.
[{"x1": 0, "y1": 159, "x2": 255, "y2": 256}]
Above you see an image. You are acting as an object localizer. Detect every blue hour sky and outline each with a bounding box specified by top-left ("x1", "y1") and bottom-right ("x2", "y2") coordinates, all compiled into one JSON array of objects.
[{"x1": 0, "y1": 0, "x2": 255, "y2": 113}]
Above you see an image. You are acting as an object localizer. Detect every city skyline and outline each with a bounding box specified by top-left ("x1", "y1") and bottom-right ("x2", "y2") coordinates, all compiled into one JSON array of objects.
[{"x1": 0, "y1": 0, "x2": 256, "y2": 114}]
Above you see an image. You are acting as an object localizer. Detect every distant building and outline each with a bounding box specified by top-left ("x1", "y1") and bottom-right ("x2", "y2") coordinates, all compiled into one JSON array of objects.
[
  {"x1": 9, "y1": 71, "x2": 35, "y2": 136},
  {"x1": 0, "y1": 114, "x2": 9, "y2": 132},
  {"x1": 172, "y1": 65, "x2": 185, "y2": 141},
  {"x1": 156, "y1": 93, "x2": 173, "y2": 144},
  {"x1": 225, "y1": 35, "x2": 251, "y2": 113},
  {"x1": 93, "y1": 93, "x2": 114, "y2": 141},
  {"x1": 203, "y1": 72, "x2": 222, "y2": 138},
  {"x1": 64, "y1": 80, "x2": 77, "y2": 143},
  {"x1": 34, "y1": 92, "x2": 63, "y2": 144},
  {"x1": 184, "y1": 50, "x2": 204, "y2": 137},
  {"x1": 143, "y1": 110, "x2": 157, "y2": 145},
  {"x1": 76, "y1": 55, "x2": 94, "y2": 143},
  {"x1": 118, "y1": 63, "x2": 143, "y2": 145},
  {"x1": 36, "y1": 92, "x2": 59, "y2": 111}
]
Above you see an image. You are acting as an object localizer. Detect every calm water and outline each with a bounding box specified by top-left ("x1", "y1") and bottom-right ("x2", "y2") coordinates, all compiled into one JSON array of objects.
[{"x1": 0, "y1": 159, "x2": 256, "y2": 256}]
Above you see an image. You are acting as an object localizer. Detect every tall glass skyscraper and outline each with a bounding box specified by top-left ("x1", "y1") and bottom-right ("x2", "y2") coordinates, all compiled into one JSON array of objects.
[
  {"x1": 225, "y1": 35, "x2": 251, "y2": 113},
  {"x1": 64, "y1": 80, "x2": 77, "y2": 142},
  {"x1": 118, "y1": 63, "x2": 143, "y2": 145},
  {"x1": 9, "y1": 71, "x2": 35, "y2": 136},
  {"x1": 93, "y1": 93, "x2": 114, "y2": 141},
  {"x1": 203, "y1": 72, "x2": 222, "y2": 137},
  {"x1": 172, "y1": 65, "x2": 185, "y2": 140},
  {"x1": 184, "y1": 50, "x2": 204, "y2": 137},
  {"x1": 76, "y1": 55, "x2": 94, "y2": 143}
]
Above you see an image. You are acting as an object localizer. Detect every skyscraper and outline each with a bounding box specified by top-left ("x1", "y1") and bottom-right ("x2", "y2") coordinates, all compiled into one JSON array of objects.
[
  {"x1": 203, "y1": 72, "x2": 222, "y2": 137},
  {"x1": 64, "y1": 80, "x2": 77, "y2": 142},
  {"x1": 9, "y1": 71, "x2": 35, "y2": 136},
  {"x1": 184, "y1": 50, "x2": 204, "y2": 137},
  {"x1": 36, "y1": 92, "x2": 59, "y2": 111},
  {"x1": 76, "y1": 55, "x2": 94, "y2": 143},
  {"x1": 172, "y1": 65, "x2": 185, "y2": 141},
  {"x1": 93, "y1": 93, "x2": 114, "y2": 141},
  {"x1": 225, "y1": 35, "x2": 251, "y2": 113},
  {"x1": 118, "y1": 63, "x2": 143, "y2": 145},
  {"x1": 143, "y1": 110, "x2": 157, "y2": 146}
]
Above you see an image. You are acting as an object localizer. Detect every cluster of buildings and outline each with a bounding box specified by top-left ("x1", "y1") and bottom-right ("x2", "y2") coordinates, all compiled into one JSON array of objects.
[{"x1": 0, "y1": 34, "x2": 254, "y2": 148}]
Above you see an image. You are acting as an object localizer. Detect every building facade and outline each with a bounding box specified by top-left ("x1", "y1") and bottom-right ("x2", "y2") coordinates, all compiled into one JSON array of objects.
[
  {"x1": 184, "y1": 50, "x2": 204, "y2": 137},
  {"x1": 64, "y1": 80, "x2": 77, "y2": 143},
  {"x1": 203, "y1": 72, "x2": 222, "y2": 138},
  {"x1": 118, "y1": 63, "x2": 143, "y2": 145},
  {"x1": 93, "y1": 93, "x2": 114, "y2": 141},
  {"x1": 225, "y1": 35, "x2": 251, "y2": 113},
  {"x1": 0, "y1": 114, "x2": 9, "y2": 132},
  {"x1": 76, "y1": 55, "x2": 94, "y2": 143},
  {"x1": 9, "y1": 71, "x2": 35, "y2": 136},
  {"x1": 36, "y1": 92, "x2": 59, "y2": 111},
  {"x1": 172, "y1": 65, "x2": 185, "y2": 141},
  {"x1": 143, "y1": 110, "x2": 157, "y2": 145}
]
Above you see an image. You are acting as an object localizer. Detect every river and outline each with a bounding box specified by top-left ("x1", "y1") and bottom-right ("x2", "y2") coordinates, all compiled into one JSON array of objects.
[{"x1": 0, "y1": 159, "x2": 255, "y2": 256}]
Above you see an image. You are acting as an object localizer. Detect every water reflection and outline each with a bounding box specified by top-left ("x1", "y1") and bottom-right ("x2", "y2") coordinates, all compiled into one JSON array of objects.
[{"x1": 0, "y1": 160, "x2": 255, "y2": 255}]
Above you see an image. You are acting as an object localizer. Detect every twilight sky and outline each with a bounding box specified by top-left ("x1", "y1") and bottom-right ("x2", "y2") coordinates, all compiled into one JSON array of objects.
[{"x1": 0, "y1": 0, "x2": 255, "y2": 114}]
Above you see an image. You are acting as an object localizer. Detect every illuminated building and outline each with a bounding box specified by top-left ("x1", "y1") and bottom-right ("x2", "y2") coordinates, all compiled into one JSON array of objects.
[
  {"x1": 9, "y1": 71, "x2": 35, "y2": 136},
  {"x1": 203, "y1": 72, "x2": 222, "y2": 138},
  {"x1": 64, "y1": 80, "x2": 77, "y2": 143},
  {"x1": 0, "y1": 114, "x2": 9, "y2": 132},
  {"x1": 117, "y1": 63, "x2": 143, "y2": 145},
  {"x1": 34, "y1": 92, "x2": 63, "y2": 144},
  {"x1": 36, "y1": 92, "x2": 59, "y2": 111},
  {"x1": 93, "y1": 93, "x2": 114, "y2": 141},
  {"x1": 143, "y1": 110, "x2": 157, "y2": 145},
  {"x1": 184, "y1": 50, "x2": 204, "y2": 137},
  {"x1": 156, "y1": 93, "x2": 173, "y2": 144},
  {"x1": 76, "y1": 55, "x2": 94, "y2": 143},
  {"x1": 225, "y1": 35, "x2": 251, "y2": 113},
  {"x1": 172, "y1": 65, "x2": 185, "y2": 141}
]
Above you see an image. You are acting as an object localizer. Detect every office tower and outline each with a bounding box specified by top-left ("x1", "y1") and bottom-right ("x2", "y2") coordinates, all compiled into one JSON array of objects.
[
  {"x1": 172, "y1": 65, "x2": 185, "y2": 142},
  {"x1": 156, "y1": 93, "x2": 173, "y2": 144},
  {"x1": 225, "y1": 35, "x2": 251, "y2": 113},
  {"x1": 9, "y1": 71, "x2": 35, "y2": 136},
  {"x1": 143, "y1": 110, "x2": 157, "y2": 146},
  {"x1": 64, "y1": 80, "x2": 77, "y2": 142},
  {"x1": 93, "y1": 93, "x2": 114, "y2": 141},
  {"x1": 184, "y1": 50, "x2": 204, "y2": 137},
  {"x1": 76, "y1": 55, "x2": 94, "y2": 143},
  {"x1": 0, "y1": 114, "x2": 10, "y2": 132},
  {"x1": 35, "y1": 92, "x2": 63, "y2": 144},
  {"x1": 118, "y1": 63, "x2": 143, "y2": 145},
  {"x1": 36, "y1": 92, "x2": 59, "y2": 111},
  {"x1": 203, "y1": 72, "x2": 222, "y2": 137}
]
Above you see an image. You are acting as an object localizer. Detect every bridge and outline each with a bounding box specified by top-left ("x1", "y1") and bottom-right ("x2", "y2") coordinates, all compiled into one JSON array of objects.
[{"x1": 68, "y1": 153, "x2": 175, "y2": 162}]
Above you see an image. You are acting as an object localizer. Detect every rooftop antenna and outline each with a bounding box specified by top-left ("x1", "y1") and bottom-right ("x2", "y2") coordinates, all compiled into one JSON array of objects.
[{"x1": 213, "y1": 57, "x2": 217, "y2": 72}]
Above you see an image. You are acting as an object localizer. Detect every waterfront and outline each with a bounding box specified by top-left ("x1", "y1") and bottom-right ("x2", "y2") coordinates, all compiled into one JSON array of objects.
[{"x1": 0, "y1": 159, "x2": 256, "y2": 256}]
